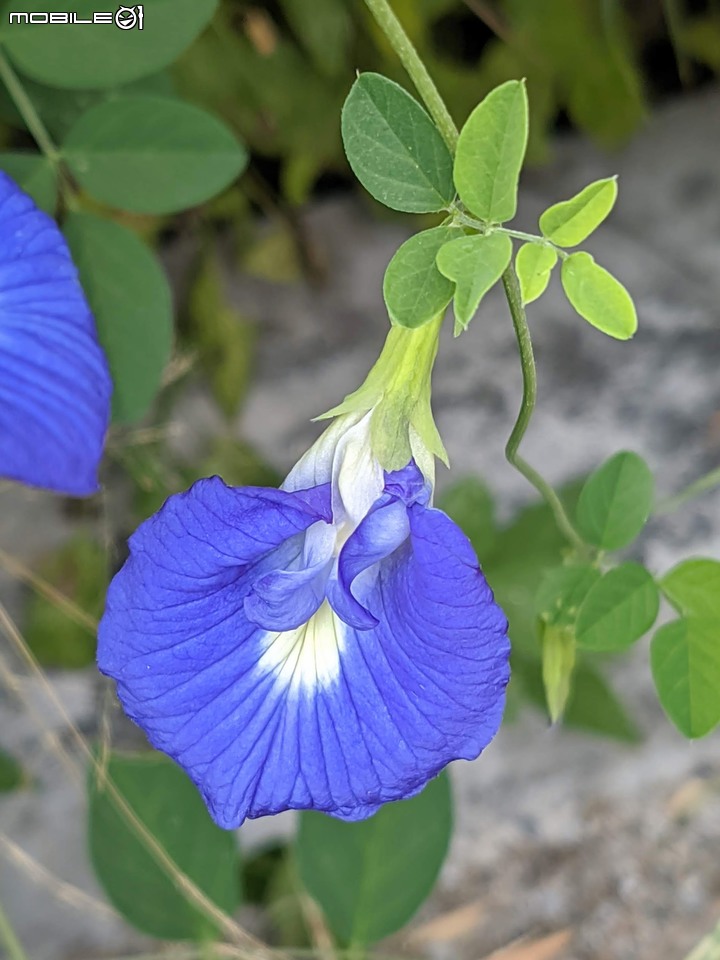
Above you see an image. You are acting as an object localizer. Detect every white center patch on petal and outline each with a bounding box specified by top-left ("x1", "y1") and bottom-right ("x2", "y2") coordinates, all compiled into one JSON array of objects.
[{"x1": 257, "y1": 600, "x2": 345, "y2": 693}]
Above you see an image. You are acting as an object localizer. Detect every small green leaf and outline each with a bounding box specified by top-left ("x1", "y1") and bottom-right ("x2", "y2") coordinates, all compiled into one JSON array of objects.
[
  {"x1": 383, "y1": 226, "x2": 459, "y2": 329},
  {"x1": 535, "y1": 564, "x2": 601, "y2": 627},
  {"x1": 297, "y1": 774, "x2": 452, "y2": 944},
  {"x1": 660, "y1": 558, "x2": 720, "y2": 621},
  {"x1": 341, "y1": 73, "x2": 455, "y2": 213},
  {"x1": 0, "y1": 748, "x2": 25, "y2": 792},
  {"x1": 561, "y1": 252, "x2": 637, "y2": 340},
  {"x1": 540, "y1": 621, "x2": 575, "y2": 723},
  {"x1": 651, "y1": 618, "x2": 720, "y2": 738},
  {"x1": 438, "y1": 476, "x2": 496, "y2": 559},
  {"x1": 515, "y1": 242, "x2": 557, "y2": 304},
  {"x1": 539, "y1": 177, "x2": 618, "y2": 247},
  {"x1": 0, "y1": 152, "x2": 57, "y2": 213},
  {"x1": 436, "y1": 232, "x2": 511, "y2": 333},
  {"x1": 454, "y1": 79, "x2": 528, "y2": 223},
  {"x1": 64, "y1": 213, "x2": 173, "y2": 424},
  {"x1": 576, "y1": 562, "x2": 660, "y2": 652},
  {"x1": 89, "y1": 752, "x2": 241, "y2": 940},
  {"x1": 2, "y1": 0, "x2": 218, "y2": 90},
  {"x1": 576, "y1": 451, "x2": 654, "y2": 551}
]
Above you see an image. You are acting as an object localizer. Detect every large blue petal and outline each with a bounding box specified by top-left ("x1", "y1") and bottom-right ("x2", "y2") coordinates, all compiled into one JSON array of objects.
[
  {"x1": 0, "y1": 172, "x2": 111, "y2": 494},
  {"x1": 98, "y1": 476, "x2": 509, "y2": 829}
]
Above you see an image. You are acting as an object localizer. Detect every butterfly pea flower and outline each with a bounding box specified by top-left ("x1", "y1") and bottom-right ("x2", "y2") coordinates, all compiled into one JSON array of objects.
[
  {"x1": 0, "y1": 172, "x2": 111, "y2": 494},
  {"x1": 98, "y1": 314, "x2": 510, "y2": 828}
]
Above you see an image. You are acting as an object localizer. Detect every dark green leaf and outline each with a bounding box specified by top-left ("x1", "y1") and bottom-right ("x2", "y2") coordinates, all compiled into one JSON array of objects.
[
  {"x1": 64, "y1": 97, "x2": 247, "y2": 214},
  {"x1": 383, "y1": 226, "x2": 459, "y2": 329},
  {"x1": 0, "y1": 152, "x2": 57, "y2": 213},
  {"x1": 539, "y1": 177, "x2": 618, "y2": 247},
  {"x1": 660, "y1": 558, "x2": 720, "y2": 621},
  {"x1": 89, "y1": 751, "x2": 241, "y2": 940},
  {"x1": 297, "y1": 774, "x2": 452, "y2": 944},
  {"x1": 2, "y1": 0, "x2": 218, "y2": 89},
  {"x1": 576, "y1": 562, "x2": 660, "y2": 652},
  {"x1": 576, "y1": 451, "x2": 654, "y2": 551},
  {"x1": 436, "y1": 232, "x2": 511, "y2": 333},
  {"x1": 454, "y1": 79, "x2": 528, "y2": 223},
  {"x1": 438, "y1": 476, "x2": 496, "y2": 559},
  {"x1": 342, "y1": 73, "x2": 455, "y2": 213},
  {"x1": 0, "y1": 748, "x2": 25, "y2": 791},
  {"x1": 561, "y1": 252, "x2": 637, "y2": 340},
  {"x1": 279, "y1": 0, "x2": 350, "y2": 76},
  {"x1": 64, "y1": 213, "x2": 173, "y2": 424},
  {"x1": 515, "y1": 242, "x2": 557, "y2": 304},
  {"x1": 651, "y1": 618, "x2": 720, "y2": 738}
]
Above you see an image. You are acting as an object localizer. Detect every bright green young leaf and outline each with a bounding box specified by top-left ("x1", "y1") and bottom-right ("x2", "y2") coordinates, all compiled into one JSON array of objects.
[
  {"x1": 1, "y1": 0, "x2": 218, "y2": 89},
  {"x1": 651, "y1": 618, "x2": 720, "y2": 738},
  {"x1": 540, "y1": 621, "x2": 575, "y2": 723},
  {"x1": 64, "y1": 213, "x2": 173, "y2": 424},
  {"x1": 63, "y1": 97, "x2": 247, "y2": 215},
  {"x1": 438, "y1": 476, "x2": 496, "y2": 559},
  {"x1": 576, "y1": 451, "x2": 654, "y2": 551},
  {"x1": 89, "y1": 752, "x2": 241, "y2": 940},
  {"x1": 341, "y1": 73, "x2": 455, "y2": 213},
  {"x1": 0, "y1": 748, "x2": 25, "y2": 791},
  {"x1": 383, "y1": 226, "x2": 459, "y2": 328},
  {"x1": 515, "y1": 242, "x2": 557, "y2": 304},
  {"x1": 279, "y1": 0, "x2": 350, "y2": 76},
  {"x1": 539, "y1": 177, "x2": 618, "y2": 247},
  {"x1": 436, "y1": 232, "x2": 511, "y2": 333},
  {"x1": 576, "y1": 562, "x2": 660, "y2": 652},
  {"x1": 24, "y1": 535, "x2": 105, "y2": 668},
  {"x1": 535, "y1": 564, "x2": 601, "y2": 628},
  {"x1": 297, "y1": 774, "x2": 452, "y2": 945},
  {"x1": 454, "y1": 79, "x2": 528, "y2": 223},
  {"x1": 561, "y1": 252, "x2": 637, "y2": 340},
  {"x1": 660, "y1": 558, "x2": 720, "y2": 621},
  {"x1": 0, "y1": 152, "x2": 57, "y2": 213}
]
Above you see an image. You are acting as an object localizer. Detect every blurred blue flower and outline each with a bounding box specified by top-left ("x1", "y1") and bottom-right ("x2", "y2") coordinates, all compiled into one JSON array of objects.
[
  {"x1": 0, "y1": 172, "x2": 110, "y2": 494},
  {"x1": 98, "y1": 412, "x2": 510, "y2": 828}
]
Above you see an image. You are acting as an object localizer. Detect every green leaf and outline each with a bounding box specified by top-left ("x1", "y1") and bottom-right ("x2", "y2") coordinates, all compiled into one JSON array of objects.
[
  {"x1": 0, "y1": 748, "x2": 25, "y2": 792},
  {"x1": 341, "y1": 73, "x2": 455, "y2": 213},
  {"x1": 575, "y1": 562, "x2": 660, "y2": 652},
  {"x1": 89, "y1": 751, "x2": 241, "y2": 940},
  {"x1": 64, "y1": 213, "x2": 173, "y2": 424},
  {"x1": 540, "y1": 621, "x2": 575, "y2": 723},
  {"x1": 535, "y1": 563, "x2": 601, "y2": 627},
  {"x1": 1, "y1": 0, "x2": 218, "y2": 89},
  {"x1": 515, "y1": 242, "x2": 557, "y2": 304},
  {"x1": 539, "y1": 177, "x2": 618, "y2": 247},
  {"x1": 279, "y1": 0, "x2": 350, "y2": 76},
  {"x1": 297, "y1": 774, "x2": 452, "y2": 944},
  {"x1": 454, "y1": 79, "x2": 528, "y2": 223},
  {"x1": 438, "y1": 476, "x2": 496, "y2": 559},
  {"x1": 383, "y1": 226, "x2": 459, "y2": 329},
  {"x1": 63, "y1": 97, "x2": 247, "y2": 215},
  {"x1": 23, "y1": 534, "x2": 105, "y2": 668},
  {"x1": 561, "y1": 252, "x2": 637, "y2": 340},
  {"x1": 576, "y1": 451, "x2": 654, "y2": 551},
  {"x1": 436, "y1": 232, "x2": 511, "y2": 334},
  {"x1": 0, "y1": 152, "x2": 57, "y2": 213},
  {"x1": 651, "y1": 618, "x2": 720, "y2": 738},
  {"x1": 660, "y1": 559, "x2": 720, "y2": 621}
]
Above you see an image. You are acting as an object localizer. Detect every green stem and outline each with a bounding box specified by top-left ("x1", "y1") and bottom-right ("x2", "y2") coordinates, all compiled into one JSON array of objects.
[
  {"x1": 0, "y1": 50, "x2": 59, "y2": 163},
  {"x1": 502, "y1": 266, "x2": 586, "y2": 552},
  {"x1": 656, "y1": 465, "x2": 720, "y2": 515},
  {"x1": 0, "y1": 899, "x2": 29, "y2": 960},
  {"x1": 363, "y1": 0, "x2": 459, "y2": 152}
]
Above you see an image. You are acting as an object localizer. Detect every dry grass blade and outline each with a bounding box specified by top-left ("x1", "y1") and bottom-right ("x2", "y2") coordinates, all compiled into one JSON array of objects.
[
  {"x1": 0, "y1": 546, "x2": 98, "y2": 632},
  {"x1": 482, "y1": 929, "x2": 572, "y2": 960}
]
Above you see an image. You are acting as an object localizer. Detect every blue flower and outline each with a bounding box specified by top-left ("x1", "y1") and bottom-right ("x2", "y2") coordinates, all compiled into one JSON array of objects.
[
  {"x1": 98, "y1": 412, "x2": 510, "y2": 828},
  {"x1": 0, "y1": 173, "x2": 111, "y2": 494}
]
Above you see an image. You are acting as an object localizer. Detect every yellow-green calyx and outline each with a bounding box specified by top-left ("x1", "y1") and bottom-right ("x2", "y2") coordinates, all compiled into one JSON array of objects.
[{"x1": 316, "y1": 313, "x2": 448, "y2": 475}]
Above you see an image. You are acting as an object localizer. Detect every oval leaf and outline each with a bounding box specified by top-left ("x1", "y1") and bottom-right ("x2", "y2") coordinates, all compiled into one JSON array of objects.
[
  {"x1": 651, "y1": 618, "x2": 720, "y2": 738},
  {"x1": 515, "y1": 242, "x2": 557, "y2": 304},
  {"x1": 436, "y1": 232, "x2": 511, "y2": 334},
  {"x1": 63, "y1": 97, "x2": 247, "y2": 214},
  {"x1": 64, "y1": 213, "x2": 173, "y2": 424},
  {"x1": 576, "y1": 562, "x2": 659, "y2": 652},
  {"x1": 561, "y1": 252, "x2": 637, "y2": 340},
  {"x1": 383, "y1": 226, "x2": 459, "y2": 329},
  {"x1": 539, "y1": 177, "x2": 618, "y2": 247},
  {"x1": 535, "y1": 563, "x2": 601, "y2": 627},
  {"x1": 0, "y1": 152, "x2": 57, "y2": 213},
  {"x1": 454, "y1": 79, "x2": 528, "y2": 223},
  {"x1": 576, "y1": 451, "x2": 654, "y2": 551},
  {"x1": 342, "y1": 73, "x2": 454, "y2": 213},
  {"x1": 2, "y1": 0, "x2": 218, "y2": 90},
  {"x1": 89, "y1": 752, "x2": 241, "y2": 940},
  {"x1": 297, "y1": 774, "x2": 452, "y2": 945},
  {"x1": 660, "y1": 558, "x2": 720, "y2": 621}
]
